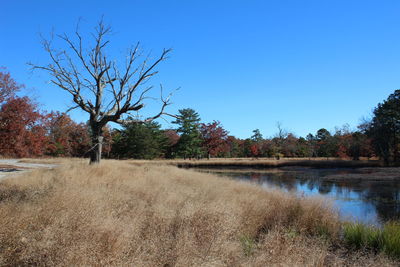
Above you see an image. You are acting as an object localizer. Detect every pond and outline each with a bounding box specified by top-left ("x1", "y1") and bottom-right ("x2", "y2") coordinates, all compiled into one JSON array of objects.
[{"x1": 195, "y1": 167, "x2": 400, "y2": 226}]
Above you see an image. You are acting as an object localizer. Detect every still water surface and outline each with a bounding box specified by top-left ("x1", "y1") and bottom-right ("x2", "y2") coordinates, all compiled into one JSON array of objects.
[{"x1": 197, "y1": 167, "x2": 400, "y2": 226}]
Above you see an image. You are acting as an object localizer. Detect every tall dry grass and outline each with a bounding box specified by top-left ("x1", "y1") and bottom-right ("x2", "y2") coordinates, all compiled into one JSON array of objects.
[
  {"x1": 0, "y1": 160, "x2": 395, "y2": 266},
  {"x1": 16, "y1": 157, "x2": 382, "y2": 168}
]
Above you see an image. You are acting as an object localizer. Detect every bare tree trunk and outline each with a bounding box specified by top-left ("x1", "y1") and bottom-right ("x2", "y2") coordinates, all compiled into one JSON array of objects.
[
  {"x1": 90, "y1": 124, "x2": 104, "y2": 164},
  {"x1": 31, "y1": 20, "x2": 177, "y2": 165}
]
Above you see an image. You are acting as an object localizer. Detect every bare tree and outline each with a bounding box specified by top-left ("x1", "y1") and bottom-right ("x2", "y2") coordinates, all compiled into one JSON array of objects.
[
  {"x1": 275, "y1": 121, "x2": 288, "y2": 140},
  {"x1": 30, "y1": 20, "x2": 176, "y2": 164},
  {"x1": 273, "y1": 121, "x2": 288, "y2": 159}
]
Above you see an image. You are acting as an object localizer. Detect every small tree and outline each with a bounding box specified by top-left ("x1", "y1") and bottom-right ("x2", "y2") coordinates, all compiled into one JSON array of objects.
[
  {"x1": 30, "y1": 20, "x2": 175, "y2": 164},
  {"x1": 250, "y1": 144, "x2": 260, "y2": 158},
  {"x1": 273, "y1": 122, "x2": 289, "y2": 159}
]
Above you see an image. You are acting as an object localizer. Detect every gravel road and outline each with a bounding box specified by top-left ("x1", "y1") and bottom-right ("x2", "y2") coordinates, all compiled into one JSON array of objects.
[{"x1": 0, "y1": 159, "x2": 57, "y2": 181}]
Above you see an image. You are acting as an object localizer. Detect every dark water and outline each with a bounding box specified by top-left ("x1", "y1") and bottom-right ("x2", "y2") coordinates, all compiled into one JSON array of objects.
[{"x1": 196, "y1": 167, "x2": 400, "y2": 225}]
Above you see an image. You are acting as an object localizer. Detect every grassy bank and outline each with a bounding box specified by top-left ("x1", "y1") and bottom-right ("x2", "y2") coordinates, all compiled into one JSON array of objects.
[
  {"x1": 165, "y1": 158, "x2": 382, "y2": 169},
  {"x1": 0, "y1": 160, "x2": 396, "y2": 266}
]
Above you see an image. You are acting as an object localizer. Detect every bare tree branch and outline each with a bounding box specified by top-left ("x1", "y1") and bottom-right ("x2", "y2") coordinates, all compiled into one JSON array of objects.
[{"x1": 30, "y1": 19, "x2": 177, "y2": 163}]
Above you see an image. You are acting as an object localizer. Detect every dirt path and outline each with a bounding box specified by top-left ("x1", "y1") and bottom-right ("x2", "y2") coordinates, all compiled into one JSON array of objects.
[{"x1": 0, "y1": 159, "x2": 57, "y2": 181}]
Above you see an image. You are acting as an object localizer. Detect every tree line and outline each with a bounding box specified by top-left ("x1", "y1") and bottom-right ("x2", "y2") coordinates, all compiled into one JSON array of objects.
[{"x1": 1, "y1": 68, "x2": 399, "y2": 164}]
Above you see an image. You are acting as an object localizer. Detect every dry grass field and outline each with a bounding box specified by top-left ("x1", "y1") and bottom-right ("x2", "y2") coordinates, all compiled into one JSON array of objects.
[{"x1": 0, "y1": 159, "x2": 396, "y2": 266}]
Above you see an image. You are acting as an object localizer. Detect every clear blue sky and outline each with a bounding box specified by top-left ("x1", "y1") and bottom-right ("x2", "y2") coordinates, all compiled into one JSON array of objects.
[{"x1": 2, "y1": 0, "x2": 400, "y2": 138}]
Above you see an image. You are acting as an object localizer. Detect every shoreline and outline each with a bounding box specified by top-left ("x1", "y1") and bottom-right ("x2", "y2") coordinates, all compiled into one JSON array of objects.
[{"x1": 174, "y1": 159, "x2": 383, "y2": 169}]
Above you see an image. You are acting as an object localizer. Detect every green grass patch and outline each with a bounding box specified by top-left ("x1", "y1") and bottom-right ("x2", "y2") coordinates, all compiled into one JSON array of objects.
[
  {"x1": 343, "y1": 222, "x2": 381, "y2": 249},
  {"x1": 343, "y1": 221, "x2": 400, "y2": 258},
  {"x1": 382, "y1": 222, "x2": 400, "y2": 258},
  {"x1": 239, "y1": 235, "x2": 256, "y2": 257}
]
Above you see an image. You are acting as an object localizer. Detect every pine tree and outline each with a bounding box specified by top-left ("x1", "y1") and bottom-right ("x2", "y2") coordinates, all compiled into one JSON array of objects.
[
  {"x1": 172, "y1": 108, "x2": 203, "y2": 159},
  {"x1": 111, "y1": 121, "x2": 168, "y2": 159}
]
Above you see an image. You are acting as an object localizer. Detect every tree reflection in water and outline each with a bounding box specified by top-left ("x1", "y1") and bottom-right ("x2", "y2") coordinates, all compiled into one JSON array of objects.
[{"x1": 203, "y1": 167, "x2": 400, "y2": 225}]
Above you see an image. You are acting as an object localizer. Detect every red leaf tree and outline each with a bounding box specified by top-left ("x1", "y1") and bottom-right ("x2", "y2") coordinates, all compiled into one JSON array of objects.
[
  {"x1": 0, "y1": 69, "x2": 22, "y2": 104},
  {"x1": 0, "y1": 97, "x2": 48, "y2": 157},
  {"x1": 164, "y1": 129, "x2": 180, "y2": 147},
  {"x1": 46, "y1": 112, "x2": 91, "y2": 157},
  {"x1": 46, "y1": 112, "x2": 113, "y2": 158},
  {"x1": 0, "y1": 71, "x2": 48, "y2": 157},
  {"x1": 250, "y1": 144, "x2": 260, "y2": 158},
  {"x1": 200, "y1": 121, "x2": 229, "y2": 158}
]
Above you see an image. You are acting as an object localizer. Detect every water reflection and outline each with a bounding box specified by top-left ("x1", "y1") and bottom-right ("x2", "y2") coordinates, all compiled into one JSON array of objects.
[{"x1": 197, "y1": 167, "x2": 400, "y2": 225}]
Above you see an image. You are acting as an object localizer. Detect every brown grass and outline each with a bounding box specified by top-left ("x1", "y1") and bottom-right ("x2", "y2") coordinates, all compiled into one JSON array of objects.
[
  {"x1": 167, "y1": 158, "x2": 382, "y2": 169},
  {"x1": 17, "y1": 157, "x2": 85, "y2": 164},
  {"x1": 0, "y1": 160, "x2": 396, "y2": 266}
]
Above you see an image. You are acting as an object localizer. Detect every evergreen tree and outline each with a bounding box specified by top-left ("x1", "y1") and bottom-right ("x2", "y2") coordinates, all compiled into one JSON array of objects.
[
  {"x1": 172, "y1": 108, "x2": 203, "y2": 158},
  {"x1": 367, "y1": 89, "x2": 400, "y2": 165},
  {"x1": 251, "y1": 129, "x2": 263, "y2": 142},
  {"x1": 315, "y1": 128, "x2": 337, "y2": 158},
  {"x1": 111, "y1": 121, "x2": 168, "y2": 159}
]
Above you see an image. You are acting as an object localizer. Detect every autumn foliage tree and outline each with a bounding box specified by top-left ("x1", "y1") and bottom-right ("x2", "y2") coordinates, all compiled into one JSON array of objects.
[
  {"x1": 0, "y1": 70, "x2": 48, "y2": 157},
  {"x1": 0, "y1": 69, "x2": 21, "y2": 104},
  {"x1": 0, "y1": 65, "x2": 387, "y2": 161},
  {"x1": 250, "y1": 144, "x2": 260, "y2": 158},
  {"x1": 226, "y1": 136, "x2": 241, "y2": 157},
  {"x1": 200, "y1": 121, "x2": 229, "y2": 158},
  {"x1": 46, "y1": 112, "x2": 91, "y2": 157},
  {"x1": 163, "y1": 129, "x2": 180, "y2": 158},
  {"x1": 0, "y1": 97, "x2": 48, "y2": 157}
]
